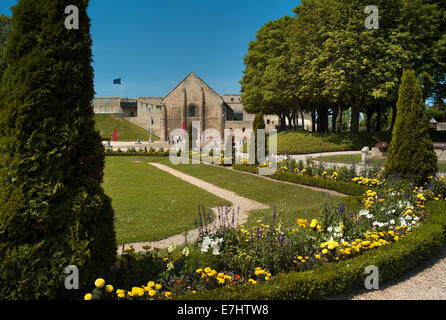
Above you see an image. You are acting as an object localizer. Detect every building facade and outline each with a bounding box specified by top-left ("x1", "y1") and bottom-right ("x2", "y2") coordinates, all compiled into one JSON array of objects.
[{"x1": 92, "y1": 72, "x2": 312, "y2": 141}]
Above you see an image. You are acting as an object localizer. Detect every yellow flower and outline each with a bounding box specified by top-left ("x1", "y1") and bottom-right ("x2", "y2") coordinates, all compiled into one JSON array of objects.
[
  {"x1": 94, "y1": 278, "x2": 105, "y2": 288},
  {"x1": 248, "y1": 279, "x2": 256, "y2": 285},
  {"x1": 196, "y1": 268, "x2": 203, "y2": 274},
  {"x1": 192, "y1": 290, "x2": 197, "y2": 294},
  {"x1": 105, "y1": 285, "x2": 114, "y2": 293},
  {"x1": 148, "y1": 289, "x2": 157, "y2": 297},
  {"x1": 297, "y1": 219, "x2": 307, "y2": 227},
  {"x1": 164, "y1": 291, "x2": 172, "y2": 298},
  {"x1": 147, "y1": 281, "x2": 155, "y2": 288},
  {"x1": 310, "y1": 219, "x2": 317, "y2": 228},
  {"x1": 322, "y1": 249, "x2": 328, "y2": 254},
  {"x1": 254, "y1": 269, "x2": 265, "y2": 276},
  {"x1": 84, "y1": 293, "x2": 93, "y2": 300},
  {"x1": 155, "y1": 284, "x2": 162, "y2": 290},
  {"x1": 116, "y1": 289, "x2": 125, "y2": 299}
]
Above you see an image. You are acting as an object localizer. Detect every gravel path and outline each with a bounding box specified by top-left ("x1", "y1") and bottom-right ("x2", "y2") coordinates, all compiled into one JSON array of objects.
[
  {"x1": 118, "y1": 162, "x2": 269, "y2": 253},
  {"x1": 327, "y1": 239, "x2": 446, "y2": 300}
]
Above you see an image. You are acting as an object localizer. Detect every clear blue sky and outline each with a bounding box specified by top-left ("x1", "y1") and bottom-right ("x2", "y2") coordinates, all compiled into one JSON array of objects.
[{"x1": 0, "y1": 0, "x2": 301, "y2": 98}]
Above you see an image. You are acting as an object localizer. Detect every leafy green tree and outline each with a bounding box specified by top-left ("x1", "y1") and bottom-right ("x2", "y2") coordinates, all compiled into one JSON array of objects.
[
  {"x1": 385, "y1": 70, "x2": 437, "y2": 185},
  {"x1": 289, "y1": 0, "x2": 445, "y2": 133},
  {"x1": 0, "y1": 0, "x2": 116, "y2": 299},
  {"x1": 0, "y1": 15, "x2": 11, "y2": 83},
  {"x1": 240, "y1": 16, "x2": 297, "y2": 128}
]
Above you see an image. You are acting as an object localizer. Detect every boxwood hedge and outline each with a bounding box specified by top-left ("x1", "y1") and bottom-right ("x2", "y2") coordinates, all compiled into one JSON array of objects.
[
  {"x1": 178, "y1": 201, "x2": 446, "y2": 300},
  {"x1": 232, "y1": 164, "x2": 367, "y2": 196}
]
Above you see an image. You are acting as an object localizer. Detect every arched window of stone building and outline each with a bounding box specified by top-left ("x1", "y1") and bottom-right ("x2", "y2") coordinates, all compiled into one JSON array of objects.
[{"x1": 188, "y1": 104, "x2": 197, "y2": 117}]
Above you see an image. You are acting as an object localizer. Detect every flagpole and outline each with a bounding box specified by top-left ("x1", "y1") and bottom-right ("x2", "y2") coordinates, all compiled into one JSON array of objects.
[{"x1": 121, "y1": 77, "x2": 123, "y2": 98}]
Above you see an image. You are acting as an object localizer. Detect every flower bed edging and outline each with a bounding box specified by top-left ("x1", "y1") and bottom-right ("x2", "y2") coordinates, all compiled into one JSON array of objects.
[{"x1": 232, "y1": 164, "x2": 367, "y2": 196}]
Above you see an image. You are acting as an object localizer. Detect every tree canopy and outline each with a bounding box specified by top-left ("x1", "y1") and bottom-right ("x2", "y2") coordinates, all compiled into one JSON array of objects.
[{"x1": 240, "y1": 0, "x2": 446, "y2": 134}]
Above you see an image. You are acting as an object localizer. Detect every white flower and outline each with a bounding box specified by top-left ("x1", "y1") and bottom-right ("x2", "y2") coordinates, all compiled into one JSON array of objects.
[
  {"x1": 366, "y1": 214, "x2": 373, "y2": 219},
  {"x1": 168, "y1": 242, "x2": 175, "y2": 253},
  {"x1": 389, "y1": 219, "x2": 395, "y2": 225},
  {"x1": 327, "y1": 227, "x2": 333, "y2": 232},
  {"x1": 201, "y1": 236, "x2": 211, "y2": 253},
  {"x1": 167, "y1": 262, "x2": 174, "y2": 271},
  {"x1": 359, "y1": 209, "x2": 369, "y2": 216},
  {"x1": 212, "y1": 247, "x2": 220, "y2": 255},
  {"x1": 182, "y1": 246, "x2": 190, "y2": 257}
]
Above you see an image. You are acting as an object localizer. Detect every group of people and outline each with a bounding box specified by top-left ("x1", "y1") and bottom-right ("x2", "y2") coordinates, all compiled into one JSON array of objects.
[{"x1": 167, "y1": 135, "x2": 183, "y2": 145}]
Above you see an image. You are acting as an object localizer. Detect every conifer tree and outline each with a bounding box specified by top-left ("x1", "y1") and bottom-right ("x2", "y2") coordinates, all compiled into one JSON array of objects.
[
  {"x1": 0, "y1": 15, "x2": 10, "y2": 83},
  {"x1": 385, "y1": 70, "x2": 438, "y2": 185},
  {"x1": 0, "y1": 0, "x2": 116, "y2": 299}
]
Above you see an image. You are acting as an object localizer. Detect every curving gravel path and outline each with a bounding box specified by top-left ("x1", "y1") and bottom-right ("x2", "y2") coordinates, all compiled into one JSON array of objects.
[
  {"x1": 117, "y1": 162, "x2": 269, "y2": 253},
  {"x1": 328, "y1": 239, "x2": 446, "y2": 300}
]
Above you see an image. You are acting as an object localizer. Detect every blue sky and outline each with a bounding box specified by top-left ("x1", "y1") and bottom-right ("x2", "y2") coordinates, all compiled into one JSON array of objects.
[{"x1": 0, "y1": 0, "x2": 301, "y2": 98}]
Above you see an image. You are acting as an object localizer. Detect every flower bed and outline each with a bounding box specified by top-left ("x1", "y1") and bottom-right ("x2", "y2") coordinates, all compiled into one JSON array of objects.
[
  {"x1": 105, "y1": 147, "x2": 170, "y2": 157},
  {"x1": 187, "y1": 200, "x2": 446, "y2": 300},
  {"x1": 83, "y1": 173, "x2": 446, "y2": 300}
]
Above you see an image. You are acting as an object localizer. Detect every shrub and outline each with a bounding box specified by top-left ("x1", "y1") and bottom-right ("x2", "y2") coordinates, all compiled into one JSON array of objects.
[
  {"x1": 271, "y1": 171, "x2": 367, "y2": 196},
  {"x1": 385, "y1": 70, "x2": 438, "y2": 185},
  {"x1": 0, "y1": 0, "x2": 116, "y2": 299}
]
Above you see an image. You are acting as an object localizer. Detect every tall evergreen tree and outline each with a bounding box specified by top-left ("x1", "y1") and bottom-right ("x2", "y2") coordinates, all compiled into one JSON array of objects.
[
  {"x1": 385, "y1": 70, "x2": 437, "y2": 185},
  {"x1": 0, "y1": 15, "x2": 11, "y2": 83},
  {"x1": 0, "y1": 0, "x2": 116, "y2": 299}
]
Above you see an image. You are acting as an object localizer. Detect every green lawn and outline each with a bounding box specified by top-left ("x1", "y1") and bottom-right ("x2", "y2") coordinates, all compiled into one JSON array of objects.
[
  {"x1": 103, "y1": 156, "x2": 230, "y2": 244},
  {"x1": 314, "y1": 154, "x2": 386, "y2": 165},
  {"x1": 94, "y1": 114, "x2": 159, "y2": 142},
  {"x1": 270, "y1": 130, "x2": 446, "y2": 155},
  {"x1": 156, "y1": 159, "x2": 350, "y2": 228},
  {"x1": 314, "y1": 154, "x2": 446, "y2": 172}
]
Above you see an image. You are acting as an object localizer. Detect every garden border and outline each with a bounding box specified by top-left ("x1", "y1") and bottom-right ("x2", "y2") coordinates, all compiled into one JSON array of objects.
[
  {"x1": 232, "y1": 164, "x2": 368, "y2": 196},
  {"x1": 177, "y1": 200, "x2": 446, "y2": 300}
]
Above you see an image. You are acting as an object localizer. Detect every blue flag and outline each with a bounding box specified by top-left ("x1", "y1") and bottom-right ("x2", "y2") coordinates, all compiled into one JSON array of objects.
[{"x1": 113, "y1": 78, "x2": 121, "y2": 85}]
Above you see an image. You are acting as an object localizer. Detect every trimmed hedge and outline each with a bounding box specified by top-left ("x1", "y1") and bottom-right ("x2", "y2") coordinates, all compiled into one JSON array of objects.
[
  {"x1": 104, "y1": 151, "x2": 170, "y2": 157},
  {"x1": 178, "y1": 201, "x2": 446, "y2": 300},
  {"x1": 232, "y1": 164, "x2": 367, "y2": 196}
]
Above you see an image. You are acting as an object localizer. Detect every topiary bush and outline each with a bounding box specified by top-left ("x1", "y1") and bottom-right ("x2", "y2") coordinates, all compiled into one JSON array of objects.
[
  {"x1": 0, "y1": 0, "x2": 116, "y2": 299},
  {"x1": 385, "y1": 70, "x2": 438, "y2": 185}
]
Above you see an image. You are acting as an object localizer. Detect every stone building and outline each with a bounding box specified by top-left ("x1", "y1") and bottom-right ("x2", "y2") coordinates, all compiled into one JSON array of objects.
[{"x1": 92, "y1": 72, "x2": 312, "y2": 141}]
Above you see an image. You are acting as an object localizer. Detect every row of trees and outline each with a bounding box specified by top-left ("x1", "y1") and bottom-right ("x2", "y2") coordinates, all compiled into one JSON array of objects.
[{"x1": 240, "y1": 0, "x2": 446, "y2": 133}]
